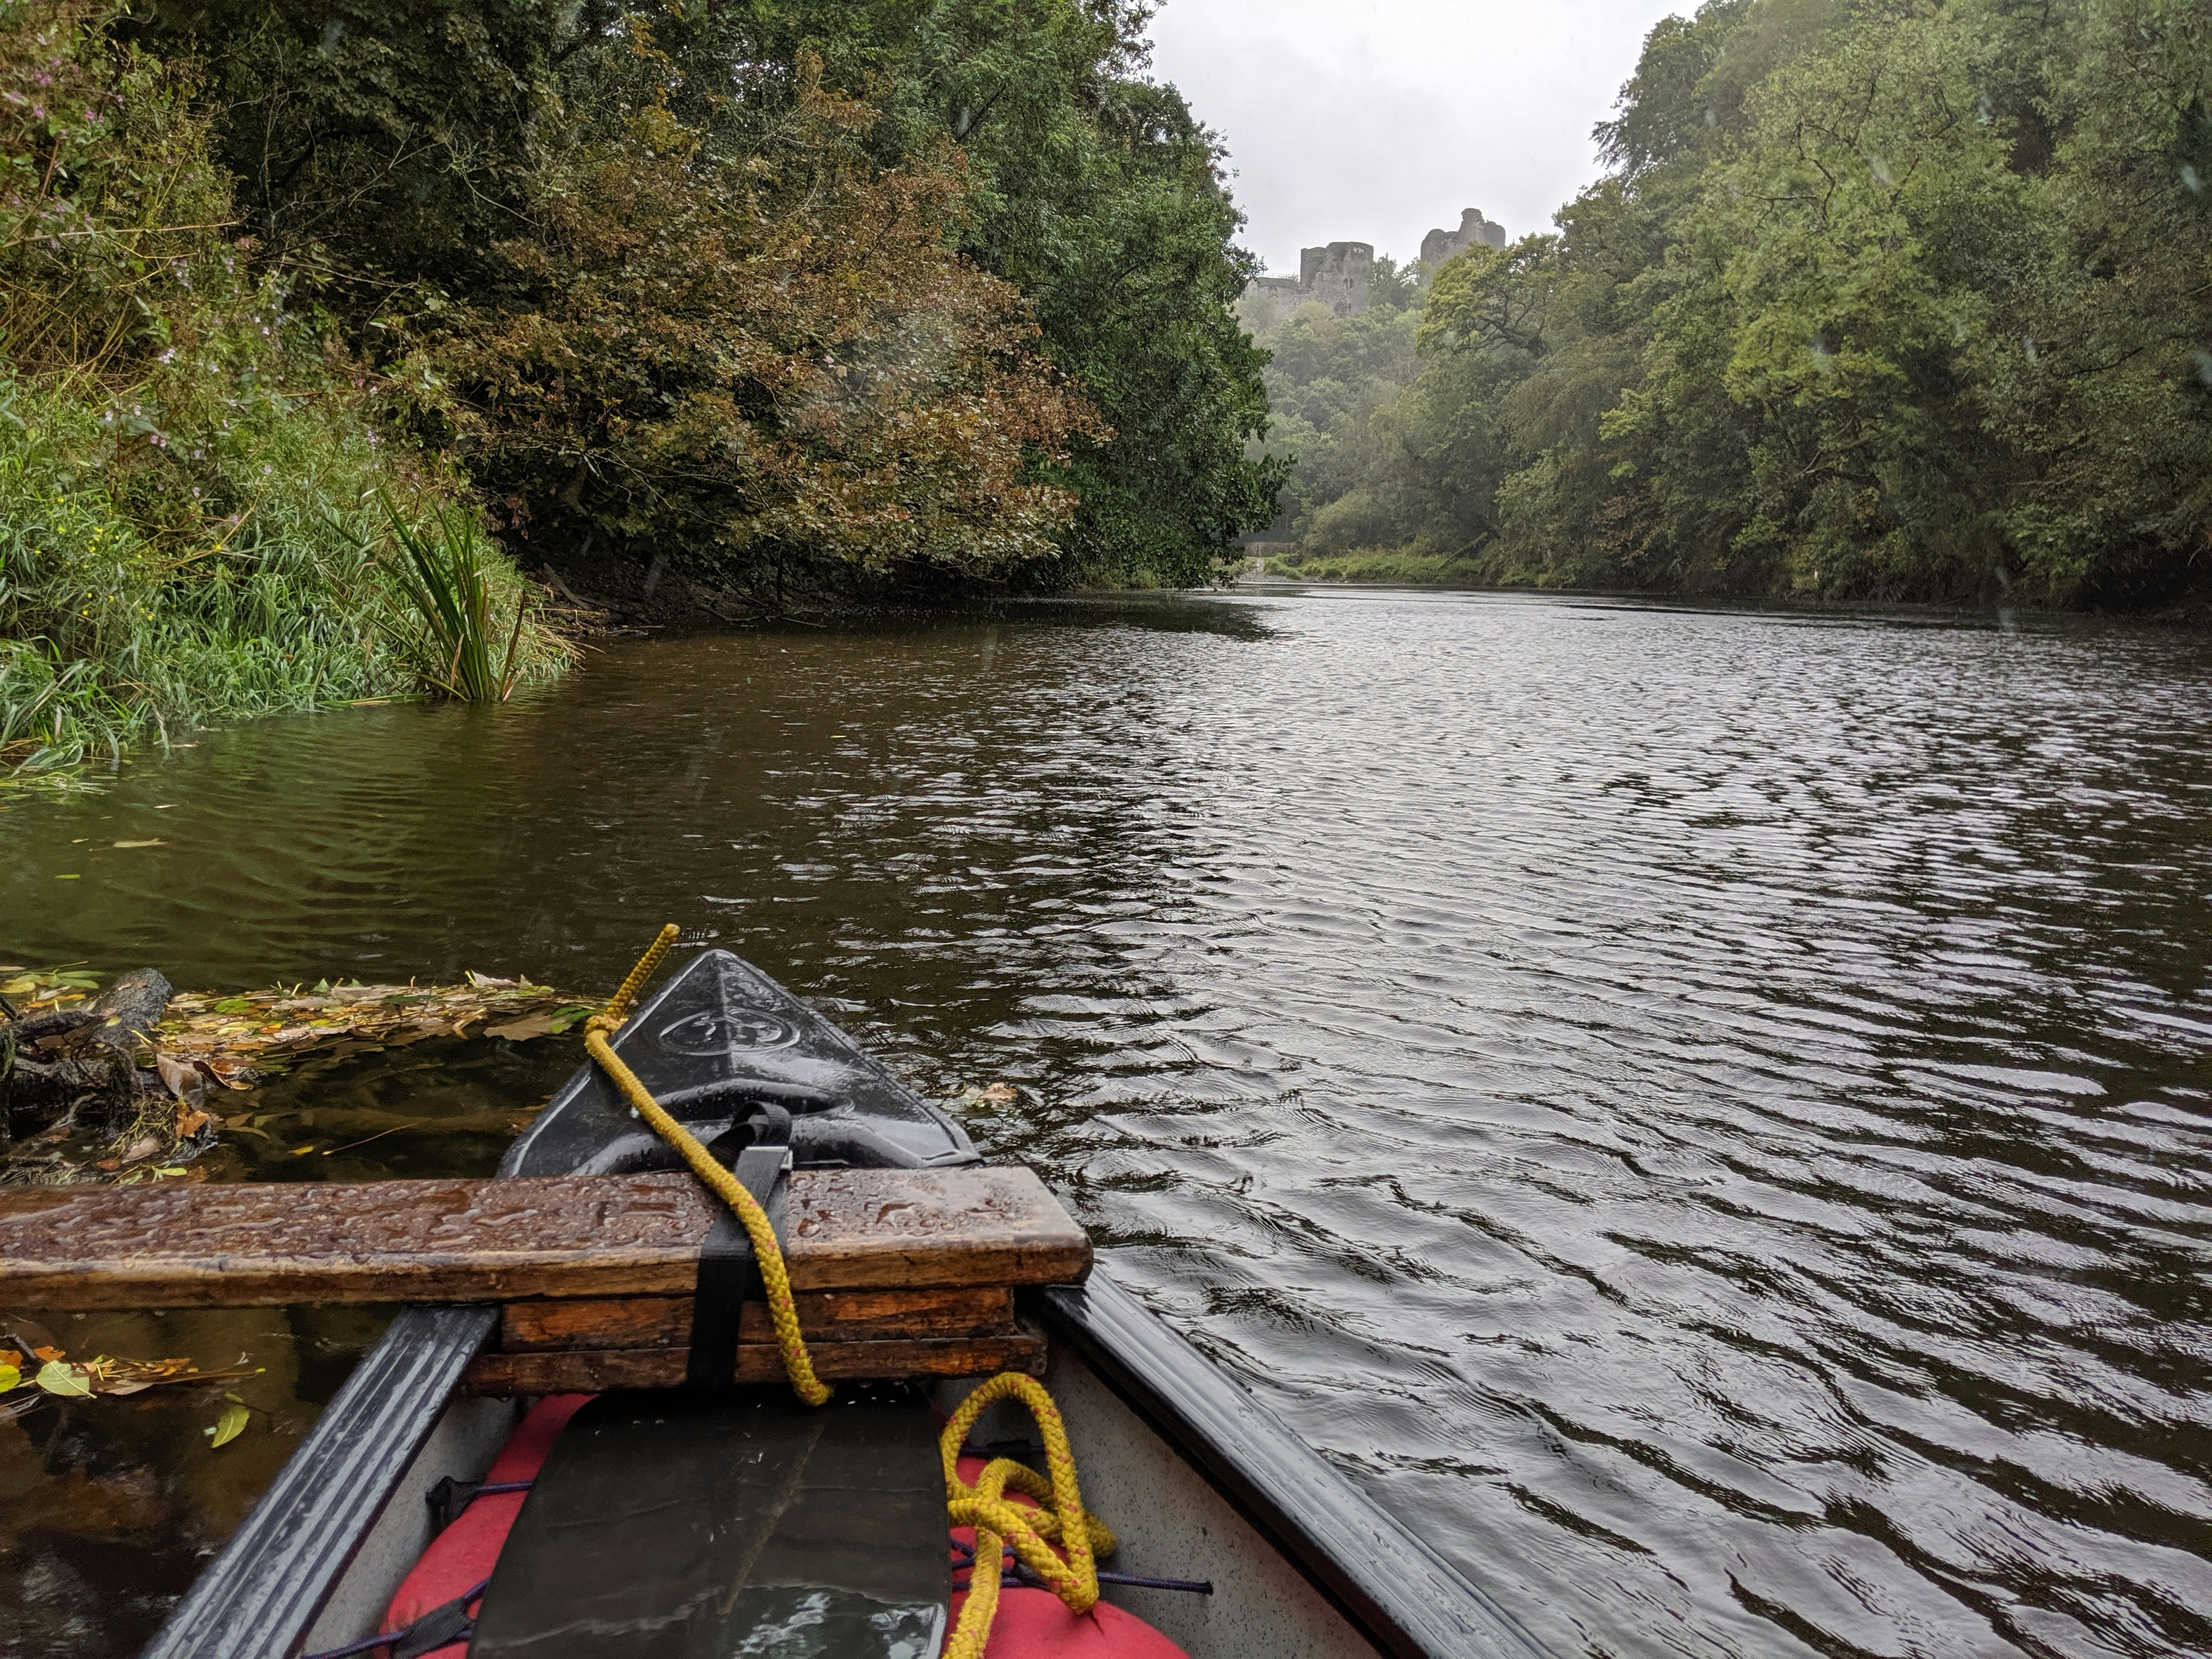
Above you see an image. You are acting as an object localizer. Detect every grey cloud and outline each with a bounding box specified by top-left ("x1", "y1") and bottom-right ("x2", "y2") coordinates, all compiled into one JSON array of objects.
[{"x1": 1147, "y1": 0, "x2": 1685, "y2": 271}]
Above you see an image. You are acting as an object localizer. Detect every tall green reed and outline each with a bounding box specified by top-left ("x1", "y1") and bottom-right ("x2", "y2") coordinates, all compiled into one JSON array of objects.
[{"x1": 373, "y1": 493, "x2": 533, "y2": 703}]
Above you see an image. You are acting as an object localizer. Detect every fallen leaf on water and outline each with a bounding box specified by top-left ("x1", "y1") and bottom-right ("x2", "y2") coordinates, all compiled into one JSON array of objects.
[
  {"x1": 53, "y1": 873, "x2": 80, "y2": 881},
  {"x1": 30, "y1": 1346, "x2": 63, "y2": 1363},
  {"x1": 290, "y1": 1145, "x2": 318, "y2": 1156},
  {"x1": 175, "y1": 1105, "x2": 214, "y2": 1139},
  {"x1": 484, "y1": 1012, "x2": 560, "y2": 1042},
  {"x1": 117, "y1": 1162, "x2": 200, "y2": 1184},
  {"x1": 95, "y1": 1159, "x2": 121, "y2": 1171},
  {"x1": 35, "y1": 1361, "x2": 92, "y2": 1398},
  {"x1": 112, "y1": 839, "x2": 166, "y2": 849},
  {"x1": 155, "y1": 1052, "x2": 206, "y2": 1104},
  {"x1": 207, "y1": 1400, "x2": 250, "y2": 1448},
  {"x1": 0, "y1": 1364, "x2": 19, "y2": 1394},
  {"x1": 0, "y1": 1350, "x2": 19, "y2": 1369},
  {"x1": 979, "y1": 1083, "x2": 1019, "y2": 1104},
  {"x1": 86, "y1": 1356, "x2": 262, "y2": 1396}
]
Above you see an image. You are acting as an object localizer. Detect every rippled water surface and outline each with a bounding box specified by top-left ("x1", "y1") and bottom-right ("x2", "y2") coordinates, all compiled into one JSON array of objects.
[{"x1": 5, "y1": 590, "x2": 2212, "y2": 1658}]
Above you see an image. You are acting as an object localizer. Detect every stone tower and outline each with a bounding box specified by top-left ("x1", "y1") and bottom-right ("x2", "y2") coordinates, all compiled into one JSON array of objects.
[
  {"x1": 1296, "y1": 242, "x2": 1374, "y2": 317},
  {"x1": 1239, "y1": 212, "x2": 1508, "y2": 328},
  {"x1": 1419, "y1": 209, "x2": 1508, "y2": 268}
]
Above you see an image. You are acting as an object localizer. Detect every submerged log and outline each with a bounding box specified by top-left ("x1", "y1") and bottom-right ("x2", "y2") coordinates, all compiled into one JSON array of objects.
[
  {"x1": 2, "y1": 964, "x2": 595, "y2": 1182},
  {"x1": 88, "y1": 968, "x2": 173, "y2": 1054},
  {"x1": 1, "y1": 968, "x2": 171, "y2": 1142}
]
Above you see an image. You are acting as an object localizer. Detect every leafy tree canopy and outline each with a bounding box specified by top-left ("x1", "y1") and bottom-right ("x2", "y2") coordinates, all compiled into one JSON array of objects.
[
  {"x1": 131, "y1": 0, "x2": 1280, "y2": 595},
  {"x1": 1262, "y1": 0, "x2": 2212, "y2": 611}
]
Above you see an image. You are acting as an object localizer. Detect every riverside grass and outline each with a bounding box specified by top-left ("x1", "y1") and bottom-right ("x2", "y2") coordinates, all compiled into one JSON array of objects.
[
  {"x1": 0, "y1": 377, "x2": 563, "y2": 786},
  {"x1": 373, "y1": 493, "x2": 537, "y2": 705},
  {"x1": 0, "y1": 1, "x2": 563, "y2": 787}
]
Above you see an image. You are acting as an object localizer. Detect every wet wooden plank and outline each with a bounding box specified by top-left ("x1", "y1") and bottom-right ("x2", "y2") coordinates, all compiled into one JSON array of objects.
[
  {"x1": 465, "y1": 1328, "x2": 1046, "y2": 1394},
  {"x1": 499, "y1": 1286, "x2": 1018, "y2": 1353},
  {"x1": 0, "y1": 1167, "x2": 1090, "y2": 1311}
]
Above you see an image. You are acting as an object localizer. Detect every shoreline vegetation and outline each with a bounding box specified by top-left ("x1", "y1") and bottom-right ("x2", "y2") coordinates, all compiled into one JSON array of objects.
[
  {"x1": 7, "y1": 3, "x2": 2207, "y2": 788},
  {"x1": 0, "y1": 959, "x2": 590, "y2": 1183},
  {"x1": 0, "y1": 0, "x2": 1279, "y2": 785},
  {"x1": 1245, "y1": 0, "x2": 2212, "y2": 615}
]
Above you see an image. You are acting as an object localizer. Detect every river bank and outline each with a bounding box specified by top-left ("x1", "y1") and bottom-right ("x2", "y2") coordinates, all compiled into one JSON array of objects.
[{"x1": 1246, "y1": 560, "x2": 2212, "y2": 631}]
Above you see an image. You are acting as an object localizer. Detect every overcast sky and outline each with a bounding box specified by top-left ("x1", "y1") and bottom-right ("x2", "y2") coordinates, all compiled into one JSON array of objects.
[{"x1": 1145, "y1": 0, "x2": 1688, "y2": 274}]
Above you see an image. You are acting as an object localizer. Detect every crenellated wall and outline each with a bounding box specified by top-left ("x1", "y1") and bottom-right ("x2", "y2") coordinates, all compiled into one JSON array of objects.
[
  {"x1": 1419, "y1": 208, "x2": 1508, "y2": 268},
  {"x1": 1242, "y1": 210, "x2": 1506, "y2": 328}
]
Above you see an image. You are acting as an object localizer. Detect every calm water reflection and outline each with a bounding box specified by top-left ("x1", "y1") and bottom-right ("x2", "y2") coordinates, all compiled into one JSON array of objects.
[{"x1": 4, "y1": 590, "x2": 2211, "y2": 1657}]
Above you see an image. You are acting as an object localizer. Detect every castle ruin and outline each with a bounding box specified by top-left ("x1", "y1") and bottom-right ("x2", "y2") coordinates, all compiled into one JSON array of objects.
[
  {"x1": 1420, "y1": 208, "x2": 1508, "y2": 268},
  {"x1": 1248, "y1": 241, "x2": 1374, "y2": 323},
  {"x1": 1242, "y1": 210, "x2": 1509, "y2": 329}
]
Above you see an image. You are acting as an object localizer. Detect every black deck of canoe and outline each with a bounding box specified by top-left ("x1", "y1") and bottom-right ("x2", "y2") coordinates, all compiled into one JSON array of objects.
[{"x1": 140, "y1": 949, "x2": 1547, "y2": 1659}]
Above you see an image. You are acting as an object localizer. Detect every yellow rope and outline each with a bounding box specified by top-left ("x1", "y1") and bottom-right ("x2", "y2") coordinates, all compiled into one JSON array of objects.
[
  {"x1": 591, "y1": 930, "x2": 1117, "y2": 1658},
  {"x1": 940, "y1": 1372, "x2": 1118, "y2": 1659},
  {"x1": 585, "y1": 924, "x2": 830, "y2": 1406}
]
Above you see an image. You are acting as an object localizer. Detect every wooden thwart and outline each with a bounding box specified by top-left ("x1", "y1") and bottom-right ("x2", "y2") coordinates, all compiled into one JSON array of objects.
[
  {"x1": 0, "y1": 1166, "x2": 1091, "y2": 1311},
  {"x1": 465, "y1": 1327, "x2": 1047, "y2": 1396},
  {"x1": 499, "y1": 1286, "x2": 1021, "y2": 1353}
]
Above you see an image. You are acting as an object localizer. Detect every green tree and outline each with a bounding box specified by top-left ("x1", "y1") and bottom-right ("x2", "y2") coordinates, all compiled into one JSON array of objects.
[
  {"x1": 0, "y1": 0, "x2": 552, "y2": 779},
  {"x1": 1274, "y1": 0, "x2": 2212, "y2": 610},
  {"x1": 422, "y1": 54, "x2": 1103, "y2": 601},
  {"x1": 138, "y1": 0, "x2": 1283, "y2": 591}
]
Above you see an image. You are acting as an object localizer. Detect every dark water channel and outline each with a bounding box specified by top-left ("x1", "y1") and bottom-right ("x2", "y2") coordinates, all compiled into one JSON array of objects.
[{"x1": 4, "y1": 590, "x2": 2211, "y2": 1658}]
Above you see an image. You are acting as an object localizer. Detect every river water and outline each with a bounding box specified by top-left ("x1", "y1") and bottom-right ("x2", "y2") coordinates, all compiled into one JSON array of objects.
[{"x1": 3, "y1": 589, "x2": 2210, "y2": 1658}]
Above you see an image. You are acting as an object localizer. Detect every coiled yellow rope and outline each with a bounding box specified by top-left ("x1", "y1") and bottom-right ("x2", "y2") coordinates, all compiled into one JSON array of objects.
[
  {"x1": 593, "y1": 929, "x2": 1116, "y2": 1656},
  {"x1": 940, "y1": 1372, "x2": 1118, "y2": 1659},
  {"x1": 585, "y1": 924, "x2": 830, "y2": 1406}
]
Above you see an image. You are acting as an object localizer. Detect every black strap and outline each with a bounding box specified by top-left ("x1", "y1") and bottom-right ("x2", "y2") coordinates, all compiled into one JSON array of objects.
[
  {"x1": 685, "y1": 1205, "x2": 753, "y2": 1395},
  {"x1": 391, "y1": 1588, "x2": 478, "y2": 1659},
  {"x1": 424, "y1": 1477, "x2": 533, "y2": 1537},
  {"x1": 297, "y1": 1578, "x2": 489, "y2": 1659},
  {"x1": 685, "y1": 1113, "x2": 791, "y2": 1395}
]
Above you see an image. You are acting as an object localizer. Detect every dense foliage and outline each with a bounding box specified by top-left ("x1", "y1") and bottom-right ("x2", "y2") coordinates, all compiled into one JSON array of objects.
[
  {"x1": 0, "y1": 1, "x2": 555, "y2": 782},
  {"x1": 428, "y1": 57, "x2": 1102, "y2": 599},
  {"x1": 1265, "y1": 0, "x2": 2212, "y2": 609},
  {"x1": 2, "y1": 0, "x2": 1277, "y2": 775},
  {"x1": 135, "y1": 0, "x2": 1279, "y2": 591}
]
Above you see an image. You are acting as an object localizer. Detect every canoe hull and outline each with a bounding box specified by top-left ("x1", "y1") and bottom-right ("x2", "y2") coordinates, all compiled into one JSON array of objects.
[{"x1": 138, "y1": 951, "x2": 1547, "y2": 1659}]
